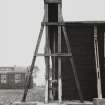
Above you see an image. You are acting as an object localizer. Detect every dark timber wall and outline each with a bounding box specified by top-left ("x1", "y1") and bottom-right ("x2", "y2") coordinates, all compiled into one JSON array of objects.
[
  {"x1": 47, "y1": 1, "x2": 105, "y2": 101},
  {"x1": 62, "y1": 23, "x2": 105, "y2": 100},
  {"x1": 61, "y1": 24, "x2": 97, "y2": 101},
  {"x1": 49, "y1": 23, "x2": 105, "y2": 100}
]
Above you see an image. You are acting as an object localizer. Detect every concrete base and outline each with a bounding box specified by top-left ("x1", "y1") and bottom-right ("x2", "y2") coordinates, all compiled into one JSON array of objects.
[
  {"x1": 12, "y1": 102, "x2": 61, "y2": 105},
  {"x1": 93, "y1": 98, "x2": 105, "y2": 105},
  {"x1": 64, "y1": 101, "x2": 93, "y2": 105},
  {"x1": 12, "y1": 101, "x2": 93, "y2": 105},
  {"x1": 12, "y1": 102, "x2": 37, "y2": 105}
]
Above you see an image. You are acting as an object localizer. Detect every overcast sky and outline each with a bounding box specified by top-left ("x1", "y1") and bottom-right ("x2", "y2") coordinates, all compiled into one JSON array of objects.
[{"x1": 0, "y1": 0, "x2": 105, "y2": 85}]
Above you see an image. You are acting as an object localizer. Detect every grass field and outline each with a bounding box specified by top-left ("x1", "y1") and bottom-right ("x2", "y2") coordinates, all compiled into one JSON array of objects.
[{"x1": 0, "y1": 87, "x2": 45, "y2": 105}]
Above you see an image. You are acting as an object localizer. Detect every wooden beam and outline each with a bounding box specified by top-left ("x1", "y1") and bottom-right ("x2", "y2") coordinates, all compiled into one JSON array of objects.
[
  {"x1": 41, "y1": 22, "x2": 64, "y2": 26},
  {"x1": 61, "y1": 15, "x2": 84, "y2": 102},
  {"x1": 52, "y1": 32, "x2": 56, "y2": 100},
  {"x1": 45, "y1": 3, "x2": 49, "y2": 104},
  {"x1": 94, "y1": 25, "x2": 102, "y2": 98},
  {"x1": 35, "y1": 53, "x2": 72, "y2": 57},
  {"x1": 22, "y1": 21, "x2": 44, "y2": 102},
  {"x1": 44, "y1": 0, "x2": 61, "y2": 4},
  {"x1": 58, "y1": 3, "x2": 62, "y2": 103}
]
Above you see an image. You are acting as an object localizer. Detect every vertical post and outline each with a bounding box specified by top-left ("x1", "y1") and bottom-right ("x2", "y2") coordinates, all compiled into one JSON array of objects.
[
  {"x1": 53, "y1": 32, "x2": 56, "y2": 99},
  {"x1": 45, "y1": 3, "x2": 49, "y2": 103},
  {"x1": 94, "y1": 25, "x2": 102, "y2": 98},
  {"x1": 58, "y1": 3, "x2": 62, "y2": 103}
]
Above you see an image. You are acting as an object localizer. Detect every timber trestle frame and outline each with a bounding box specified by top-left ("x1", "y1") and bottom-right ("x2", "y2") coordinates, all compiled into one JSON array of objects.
[{"x1": 21, "y1": 0, "x2": 86, "y2": 103}]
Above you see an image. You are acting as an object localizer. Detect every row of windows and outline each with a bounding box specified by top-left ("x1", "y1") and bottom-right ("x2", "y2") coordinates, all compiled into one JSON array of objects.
[{"x1": 0, "y1": 74, "x2": 23, "y2": 84}]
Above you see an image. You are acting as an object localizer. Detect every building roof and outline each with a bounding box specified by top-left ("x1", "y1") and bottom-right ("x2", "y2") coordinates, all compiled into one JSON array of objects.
[
  {"x1": 0, "y1": 66, "x2": 27, "y2": 73},
  {"x1": 0, "y1": 66, "x2": 38, "y2": 74},
  {"x1": 65, "y1": 21, "x2": 105, "y2": 24}
]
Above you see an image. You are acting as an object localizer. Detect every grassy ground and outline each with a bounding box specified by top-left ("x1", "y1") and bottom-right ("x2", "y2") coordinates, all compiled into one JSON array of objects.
[{"x1": 0, "y1": 86, "x2": 45, "y2": 105}]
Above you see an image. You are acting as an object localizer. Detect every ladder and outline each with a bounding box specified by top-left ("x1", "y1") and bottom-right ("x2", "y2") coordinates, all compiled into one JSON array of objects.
[{"x1": 22, "y1": 0, "x2": 84, "y2": 103}]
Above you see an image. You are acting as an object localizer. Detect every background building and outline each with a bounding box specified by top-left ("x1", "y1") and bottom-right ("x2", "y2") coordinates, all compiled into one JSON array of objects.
[{"x1": 0, "y1": 66, "x2": 33, "y2": 89}]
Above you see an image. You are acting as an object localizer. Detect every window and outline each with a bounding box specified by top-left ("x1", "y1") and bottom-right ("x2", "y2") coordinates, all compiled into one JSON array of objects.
[
  {"x1": 1, "y1": 74, "x2": 7, "y2": 84},
  {"x1": 15, "y1": 74, "x2": 21, "y2": 83}
]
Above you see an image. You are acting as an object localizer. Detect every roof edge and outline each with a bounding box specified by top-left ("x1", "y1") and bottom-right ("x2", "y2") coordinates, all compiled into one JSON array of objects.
[{"x1": 65, "y1": 21, "x2": 105, "y2": 24}]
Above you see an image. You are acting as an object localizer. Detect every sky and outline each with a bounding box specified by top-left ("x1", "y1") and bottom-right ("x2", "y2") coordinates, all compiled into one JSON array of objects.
[{"x1": 0, "y1": 0, "x2": 105, "y2": 85}]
